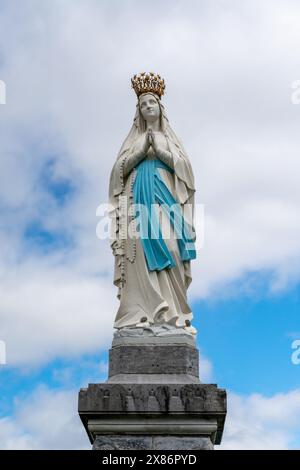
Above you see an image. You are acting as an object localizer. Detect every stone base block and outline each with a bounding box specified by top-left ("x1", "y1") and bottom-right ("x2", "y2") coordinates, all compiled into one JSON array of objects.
[
  {"x1": 78, "y1": 383, "x2": 226, "y2": 449},
  {"x1": 78, "y1": 333, "x2": 227, "y2": 450}
]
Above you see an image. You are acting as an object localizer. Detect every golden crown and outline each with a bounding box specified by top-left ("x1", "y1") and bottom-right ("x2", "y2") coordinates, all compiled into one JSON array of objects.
[{"x1": 131, "y1": 72, "x2": 166, "y2": 99}]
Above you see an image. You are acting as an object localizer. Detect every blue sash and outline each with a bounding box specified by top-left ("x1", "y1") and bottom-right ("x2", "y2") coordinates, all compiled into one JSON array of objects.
[{"x1": 133, "y1": 159, "x2": 196, "y2": 271}]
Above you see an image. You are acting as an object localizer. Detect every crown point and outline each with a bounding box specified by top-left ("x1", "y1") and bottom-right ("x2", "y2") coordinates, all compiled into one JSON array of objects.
[{"x1": 131, "y1": 72, "x2": 165, "y2": 99}]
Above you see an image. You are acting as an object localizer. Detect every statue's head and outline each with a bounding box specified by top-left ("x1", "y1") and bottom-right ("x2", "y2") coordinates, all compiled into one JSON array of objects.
[
  {"x1": 139, "y1": 92, "x2": 161, "y2": 125},
  {"x1": 131, "y1": 72, "x2": 165, "y2": 131}
]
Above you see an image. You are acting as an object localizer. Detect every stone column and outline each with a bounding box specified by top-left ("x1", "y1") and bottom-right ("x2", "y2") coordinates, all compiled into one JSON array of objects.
[{"x1": 78, "y1": 330, "x2": 227, "y2": 450}]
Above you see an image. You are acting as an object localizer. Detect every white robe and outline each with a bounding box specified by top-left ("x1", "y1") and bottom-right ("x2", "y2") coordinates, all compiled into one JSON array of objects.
[{"x1": 109, "y1": 148, "x2": 196, "y2": 330}]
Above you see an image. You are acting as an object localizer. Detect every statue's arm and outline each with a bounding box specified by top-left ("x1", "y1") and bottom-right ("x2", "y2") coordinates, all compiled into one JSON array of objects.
[
  {"x1": 123, "y1": 150, "x2": 145, "y2": 177},
  {"x1": 156, "y1": 149, "x2": 174, "y2": 170}
]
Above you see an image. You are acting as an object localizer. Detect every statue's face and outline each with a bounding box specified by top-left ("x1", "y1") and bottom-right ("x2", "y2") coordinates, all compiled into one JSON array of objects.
[{"x1": 139, "y1": 93, "x2": 160, "y2": 124}]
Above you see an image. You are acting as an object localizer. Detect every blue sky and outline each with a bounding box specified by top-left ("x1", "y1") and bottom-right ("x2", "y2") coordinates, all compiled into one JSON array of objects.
[
  {"x1": 0, "y1": 0, "x2": 300, "y2": 450},
  {"x1": 194, "y1": 281, "x2": 300, "y2": 395}
]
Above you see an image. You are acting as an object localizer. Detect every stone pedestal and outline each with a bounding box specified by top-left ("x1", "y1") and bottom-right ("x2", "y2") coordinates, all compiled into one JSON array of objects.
[{"x1": 78, "y1": 330, "x2": 227, "y2": 450}]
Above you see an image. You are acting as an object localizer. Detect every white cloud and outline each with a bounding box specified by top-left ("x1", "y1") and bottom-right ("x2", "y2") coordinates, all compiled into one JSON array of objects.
[
  {"x1": 221, "y1": 389, "x2": 300, "y2": 449},
  {"x1": 0, "y1": 0, "x2": 300, "y2": 367},
  {"x1": 199, "y1": 352, "x2": 214, "y2": 383},
  {"x1": 0, "y1": 261, "x2": 116, "y2": 366},
  {"x1": 0, "y1": 386, "x2": 89, "y2": 450}
]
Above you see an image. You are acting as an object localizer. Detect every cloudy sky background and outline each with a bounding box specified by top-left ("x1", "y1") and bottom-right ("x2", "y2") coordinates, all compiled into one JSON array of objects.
[{"x1": 0, "y1": 0, "x2": 300, "y2": 449}]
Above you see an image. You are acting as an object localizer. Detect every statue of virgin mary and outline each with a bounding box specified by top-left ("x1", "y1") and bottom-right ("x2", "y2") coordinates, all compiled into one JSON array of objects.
[{"x1": 108, "y1": 72, "x2": 197, "y2": 335}]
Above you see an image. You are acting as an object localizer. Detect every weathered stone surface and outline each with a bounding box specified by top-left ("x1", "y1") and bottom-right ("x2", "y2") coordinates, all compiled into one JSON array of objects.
[
  {"x1": 79, "y1": 383, "x2": 226, "y2": 445},
  {"x1": 78, "y1": 338, "x2": 227, "y2": 450},
  {"x1": 93, "y1": 435, "x2": 152, "y2": 450},
  {"x1": 109, "y1": 344, "x2": 199, "y2": 378},
  {"x1": 93, "y1": 435, "x2": 213, "y2": 450},
  {"x1": 107, "y1": 373, "x2": 200, "y2": 384},
  {"x1": 153, "y1": 436, "x2": 213, "y2": 450},
  {"x1": 79, "y1": 383, "x2": 226, "y2": 414}
]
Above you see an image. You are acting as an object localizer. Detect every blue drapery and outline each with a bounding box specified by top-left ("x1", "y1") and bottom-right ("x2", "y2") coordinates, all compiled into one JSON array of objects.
[{"x1": 133, "y1": 158, "x2": 196, "y2": 271}]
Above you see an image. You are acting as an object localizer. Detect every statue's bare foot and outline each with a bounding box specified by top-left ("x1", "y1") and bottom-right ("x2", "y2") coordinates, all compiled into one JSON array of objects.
[
  {"x1": 184, "y1": 320, "x2": 197, "y2": 335},
  {"x1": 136, "y1": 317, "x2": 151, "y2": 328}
]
